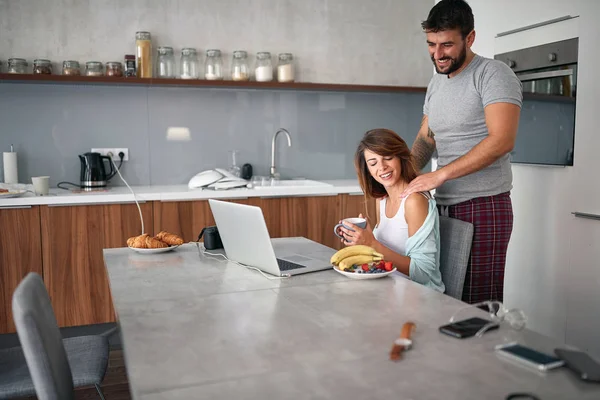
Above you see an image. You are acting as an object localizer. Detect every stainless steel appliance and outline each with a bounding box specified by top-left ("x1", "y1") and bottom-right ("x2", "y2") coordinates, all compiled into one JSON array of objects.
[{"x1": 495, "y1": 38, "x2": 578, "y2": 166}]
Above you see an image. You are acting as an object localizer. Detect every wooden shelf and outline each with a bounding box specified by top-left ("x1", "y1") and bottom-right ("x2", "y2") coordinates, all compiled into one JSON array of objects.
[{"x1": 0, "y1": 73, "x2": 426, "y2": 93}]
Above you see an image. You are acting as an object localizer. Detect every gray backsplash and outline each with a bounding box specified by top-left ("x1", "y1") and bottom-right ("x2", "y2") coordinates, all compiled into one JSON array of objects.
[{"x1": 0, "y1": 82, "x2": 425, "y2": 187}]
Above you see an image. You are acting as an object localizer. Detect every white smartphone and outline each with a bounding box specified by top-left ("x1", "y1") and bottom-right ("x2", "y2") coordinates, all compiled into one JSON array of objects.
[{"x1": 495, "y1": 342, "x2": 565, "y2": 372}]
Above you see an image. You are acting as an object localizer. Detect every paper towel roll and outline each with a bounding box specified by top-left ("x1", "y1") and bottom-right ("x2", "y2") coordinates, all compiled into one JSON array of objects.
[{"x1": 3, "y1": 152, "x2": 18, "y2": 184}]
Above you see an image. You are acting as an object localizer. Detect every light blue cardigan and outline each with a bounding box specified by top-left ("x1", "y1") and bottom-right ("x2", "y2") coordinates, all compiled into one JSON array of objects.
[{"x1": 405, "y1": 197, "x2": 445, "y2": 293}]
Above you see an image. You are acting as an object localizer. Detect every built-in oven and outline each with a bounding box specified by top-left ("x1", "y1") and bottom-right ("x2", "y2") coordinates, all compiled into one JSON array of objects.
[{"x1": 495, "y1": 38, "x2": 578, "y2": 166}]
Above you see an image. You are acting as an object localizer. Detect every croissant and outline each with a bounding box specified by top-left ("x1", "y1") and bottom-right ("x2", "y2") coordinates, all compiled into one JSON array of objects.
[
  {"x1": 0, "y1": 188, "x2": 7, "y2": 193},
  {"x1": 145, "y1": 235, "x2": 169, "y2": 249},
  {"x1": 126, "y1": 236, "x2": 136, "y2": 247},
  {"x1": 156, "y1": 231, "x2": 184, "y2": 246},
  {"x1": 132, "y1": 234, "x2": 149, "y2": 249}
]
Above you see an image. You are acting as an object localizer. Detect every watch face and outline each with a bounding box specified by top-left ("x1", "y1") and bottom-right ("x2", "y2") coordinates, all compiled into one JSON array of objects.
[{"x1": 394, "y1": 338, "x2": 413, "y2": 349}]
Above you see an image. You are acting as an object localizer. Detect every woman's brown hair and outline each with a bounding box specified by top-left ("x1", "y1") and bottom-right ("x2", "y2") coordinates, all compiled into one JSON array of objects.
[{"x1": 354, "y1": 128, "x2": 419, "y2": 199}]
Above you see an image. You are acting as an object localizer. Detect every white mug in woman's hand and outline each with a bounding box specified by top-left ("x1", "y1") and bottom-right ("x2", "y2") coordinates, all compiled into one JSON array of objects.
[{"x1": 334, "y1": 217, "x2": 367, "y2": 240}]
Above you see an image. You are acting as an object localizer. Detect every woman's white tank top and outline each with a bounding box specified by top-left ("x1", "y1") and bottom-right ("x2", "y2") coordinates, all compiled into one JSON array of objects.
[{"x1": 373, "y1": 196, "x2": 410, "y2": 256}]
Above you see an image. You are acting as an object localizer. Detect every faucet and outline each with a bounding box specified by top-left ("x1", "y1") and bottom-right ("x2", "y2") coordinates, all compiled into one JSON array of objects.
[{"x1": 270, "y1": 128, "x2": 292, "y2": 178}]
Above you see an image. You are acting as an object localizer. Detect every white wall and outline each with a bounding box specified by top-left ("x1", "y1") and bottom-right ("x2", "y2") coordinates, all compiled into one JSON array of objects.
[
  {"x1": 467, "y1": 0, "x2": 600, "y2": 355},
  {"x1": 0, "y1": 0, "x2": 434, "y2": 86}
]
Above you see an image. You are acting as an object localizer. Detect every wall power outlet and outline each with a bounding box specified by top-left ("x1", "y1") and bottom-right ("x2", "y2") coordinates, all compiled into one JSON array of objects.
[{"x1": 91, "y1": 148, "x2": 129, "y2": 161}]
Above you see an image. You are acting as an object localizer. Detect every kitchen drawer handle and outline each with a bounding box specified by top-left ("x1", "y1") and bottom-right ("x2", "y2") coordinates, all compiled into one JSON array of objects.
[
  {"x1": 572, "y1": 212, "x2": 600, "y2": 221},
  {"x1": 48, "y1": 200, "x2": 146, "y2": 207},
  {"x1": 496, "y1": 15, "x2": 576, "y2": 37},
  {"x1": 348, "y1": 192, "x2": 365, "y2": 196},
  {"x1": 160, "y1": 197, "x2": 249, "y2": 203},
  {"x1": 260, "y1": 194, "x2": 336, "y2": 199},
  {"x1": 0, "y1": 205, "x2": 32, "y2": 209}
]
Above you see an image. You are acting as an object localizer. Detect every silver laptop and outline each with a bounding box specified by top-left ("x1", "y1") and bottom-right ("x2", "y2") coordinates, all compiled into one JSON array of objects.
[{"x1": 208, "y1": 199, "x2": 335, "y2": 276}]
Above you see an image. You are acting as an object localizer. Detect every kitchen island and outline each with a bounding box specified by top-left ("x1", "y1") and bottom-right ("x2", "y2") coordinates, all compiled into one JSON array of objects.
[{"x1": 103, "y1": 242, "x2": 600, "y2": 400}]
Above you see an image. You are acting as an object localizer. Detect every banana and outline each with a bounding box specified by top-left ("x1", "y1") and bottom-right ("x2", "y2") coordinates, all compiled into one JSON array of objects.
[
  {"x1": 338, "y1": 254, "x2": 383, "y2": 271},
  {"x1": 330, "y1": 245, "x2": 383, "y2": 266}
]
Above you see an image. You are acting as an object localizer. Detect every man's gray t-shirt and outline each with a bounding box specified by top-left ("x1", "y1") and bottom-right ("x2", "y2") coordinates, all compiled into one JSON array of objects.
[{"x1": 423, "y1": 54, "x2": 523, "y2": 206}]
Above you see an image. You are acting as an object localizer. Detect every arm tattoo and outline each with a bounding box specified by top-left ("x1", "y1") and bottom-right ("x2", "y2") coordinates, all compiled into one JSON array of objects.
[
  {"x1": 427, "y1": 127, "x2": 435, "y2": 139},
  {"x1": 412, "y1": 136, "x2": 436, "y2": 171}
]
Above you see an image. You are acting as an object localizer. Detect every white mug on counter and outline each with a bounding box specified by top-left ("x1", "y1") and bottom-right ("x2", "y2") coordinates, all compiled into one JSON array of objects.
[{"x1": 31, "y1": 176, "x2": 50, "y2": 196}]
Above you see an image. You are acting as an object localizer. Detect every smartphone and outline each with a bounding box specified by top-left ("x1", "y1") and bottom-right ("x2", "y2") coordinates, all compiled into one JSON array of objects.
[
  {"x1": 495, "y1": 342, "x2": 565, "y2": 372},
  {"x1": 555, "y1": 348, "x2": 600, "y2": 382},
  {"x1": 439, "y1": 317, "x2": 499, "y2": 338}
]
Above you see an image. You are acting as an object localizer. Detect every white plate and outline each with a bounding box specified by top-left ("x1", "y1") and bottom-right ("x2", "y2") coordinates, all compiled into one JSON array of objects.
[
  {"x1": 333, "y1": 265, "x2": 396, "y2": 280},
  {"x1": 127, "y1": 245, "x2": 180, "y2": 254},
  {"x1": 0, "y1": 189, "x2": 28, "y2": 198}
]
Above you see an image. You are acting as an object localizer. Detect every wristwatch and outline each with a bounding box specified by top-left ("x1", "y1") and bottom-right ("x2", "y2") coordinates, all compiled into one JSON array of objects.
[{"x1": 390, "y1": 322, "x2": 416, "y2": 361}]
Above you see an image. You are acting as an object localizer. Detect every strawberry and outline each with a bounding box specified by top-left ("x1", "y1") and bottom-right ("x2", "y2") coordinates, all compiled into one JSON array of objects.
[
  {"x1": 361, "y1": 264, "x2": 370, "y2": 272},
  {"x1": 384, "y1": 261, "x2": 393, "y2": 271}
]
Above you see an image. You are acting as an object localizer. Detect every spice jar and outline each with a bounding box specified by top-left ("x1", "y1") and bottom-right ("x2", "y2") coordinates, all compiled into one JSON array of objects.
[
  {"x1": 180, "y1": 48, "x2": 199, "y2": 79},
  {"x1": 62, "y1": 60, "x2": 81, "y2": 75},
  {"x1": 255, "y1": 52, "x2": 273, "y2": 82},
  {"x1": 277, "y1": 53, "x2": 294, "y2": 82},
  {"x1": 33, "y1": 59, "x2": 52, "y2": 75},
  {"x1": 124, "y1": 55, "x2": 136, "y2": 77},
  {"x1": 231, "y1": 50, "x2": 250, "y2": 81},
  {"x1": 157, "y1": 46, "x2": 176, "y2": 78},
  {"x1": 85, "y1": 61, "x2": 104, "y2": 77},
  {"x1": 204, "y1": 49, "x2": 223, "y2": 80},
  {"x1": 7, "y1": 58, "x2": 28, "y2": 74},
  {"x1": 106, "y1": 62, "x2": 123, "y2": 77},
  {"x1": 136, "y1": 31, "x2": 152, "y2": 78}
]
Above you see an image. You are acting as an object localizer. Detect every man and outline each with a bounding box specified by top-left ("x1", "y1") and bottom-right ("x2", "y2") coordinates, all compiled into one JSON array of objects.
[{"x1": 400, "y1": 0, "x2": 522, "y2": 303}]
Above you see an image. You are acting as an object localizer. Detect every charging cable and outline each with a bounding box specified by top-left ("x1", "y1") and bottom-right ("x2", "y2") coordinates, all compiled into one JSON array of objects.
[
  {"x1": 195, "y1": 243, "x2": 291, "y2": 280},
  {"x1": 110, "y1": 153, "x2": 145, "y2": 235}
]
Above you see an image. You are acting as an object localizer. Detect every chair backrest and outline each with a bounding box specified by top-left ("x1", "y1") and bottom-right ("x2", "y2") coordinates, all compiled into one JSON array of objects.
[
  {"x1": 439, "y1": 216, "x2": 474, "y2": 300},
  {"x1": 12, "y1": 273, "x2": 74, "y2": 400}
]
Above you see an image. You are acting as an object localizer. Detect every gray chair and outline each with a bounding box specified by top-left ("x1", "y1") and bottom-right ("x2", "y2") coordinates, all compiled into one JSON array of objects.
[
  {"x1": 439, "y1": 216, "x2": 474, "y2": 300},
  {"x1": 0, "y1": 273, "x2": 109, "y2": 400}
]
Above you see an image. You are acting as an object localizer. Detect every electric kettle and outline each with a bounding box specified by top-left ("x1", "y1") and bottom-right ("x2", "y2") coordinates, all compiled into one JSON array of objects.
[{"x1": 79, "y1": 152, "x2": 116, "y2": 189}]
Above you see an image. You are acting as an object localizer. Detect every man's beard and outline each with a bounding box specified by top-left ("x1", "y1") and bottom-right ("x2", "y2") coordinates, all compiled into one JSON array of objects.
[{"x1": 431, "y1": 45, "x2": 467, "y2": 75}]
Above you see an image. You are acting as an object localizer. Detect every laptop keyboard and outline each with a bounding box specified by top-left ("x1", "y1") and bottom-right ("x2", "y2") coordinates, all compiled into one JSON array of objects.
[{"x1": 277, "y1": 258, "x2": 307, "y2": 271}]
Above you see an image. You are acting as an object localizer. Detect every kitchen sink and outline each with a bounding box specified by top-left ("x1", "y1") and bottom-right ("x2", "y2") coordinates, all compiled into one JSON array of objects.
[{"x1": 253, "y1": 179, "x2": 332, "y2": 189}]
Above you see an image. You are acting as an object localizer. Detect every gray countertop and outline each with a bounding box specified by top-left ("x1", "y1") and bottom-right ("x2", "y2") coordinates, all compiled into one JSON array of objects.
[{"x1": 104, "y1": 242, "x2": 600, "y2": 400}]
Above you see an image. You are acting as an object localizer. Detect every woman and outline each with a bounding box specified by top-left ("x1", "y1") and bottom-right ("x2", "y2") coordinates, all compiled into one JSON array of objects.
[{"x1": 338, "y1": 128, "x2": 445, "y2": 292}]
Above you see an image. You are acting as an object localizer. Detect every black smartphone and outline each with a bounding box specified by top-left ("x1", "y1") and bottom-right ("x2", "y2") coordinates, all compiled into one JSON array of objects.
[
  {"x1": 439, "y1": 317, "x2": 499, "y2": 338},
  {"x1": 555, "y1": 348, "x2": 600, "y2": 382}
]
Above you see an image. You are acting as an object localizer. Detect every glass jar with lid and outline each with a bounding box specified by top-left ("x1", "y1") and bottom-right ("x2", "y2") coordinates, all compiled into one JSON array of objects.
[
  {"x1": 7, "y1": 58, "x2": 27, "y2": 74},
  {"x1": 135, "y1": 31, "x2": 152, "y2": 78},
  {"x1": 204, "y1": 49, "x2": 223, "y2": 80},
  {"x1": 62, "y1": 60, "x2": 81, "y2": 75},
  {"x1": 85, "y1": 61, "x2": 104, "y2": 77},
  {"x1": 277, "y1": 53, "x2": 294, "y2": 82},
  {"x1": 157, "y1": 46, "x2": 176, "y2": 78},
  {"x1": 231, "y1": 50, "x2": 250, "y2": 81},
  {"x1": 180, "y1": 48, "x2": 199, "y2": 79},
  {"x1": 255, "y1": 52, "x2": 273, "y2": 82},
  {"x1": 33, "y1": 59, "x2": 52, "y2": 74},
  {"x1": 106, "y1": 62, "x2": 123, "y2": 77}
]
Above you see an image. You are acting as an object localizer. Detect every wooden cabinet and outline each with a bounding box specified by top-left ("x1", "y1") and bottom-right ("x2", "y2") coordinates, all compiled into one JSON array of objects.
[
  {"x1": 40, "y1": 202, "x2": 153, "y2": 328},
  {"x1": 153, "y1": 196, "x2": 342, "y2": 249},
  {"x1": 1, "y1": 192, "x2": 368, "y2": 331},
  {"x1": 0, "y1": 206, "x2": 43, "y2": 334},
  {"x1": 153, "y1": 198, "x2": 251, "y2": 243}
]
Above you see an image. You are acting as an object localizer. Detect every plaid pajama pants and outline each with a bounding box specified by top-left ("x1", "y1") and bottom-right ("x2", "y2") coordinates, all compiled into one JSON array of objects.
[{"x1": 438, "y1": 192, "x2": 513, "y2": 304}]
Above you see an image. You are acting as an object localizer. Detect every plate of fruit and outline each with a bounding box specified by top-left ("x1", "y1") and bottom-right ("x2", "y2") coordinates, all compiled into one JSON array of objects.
[{"x1": 330, "y1": 245, "x2": 396, "y2": 280}]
